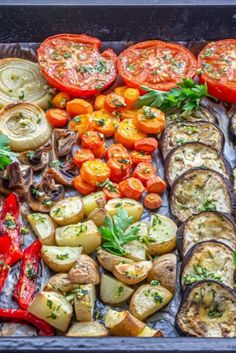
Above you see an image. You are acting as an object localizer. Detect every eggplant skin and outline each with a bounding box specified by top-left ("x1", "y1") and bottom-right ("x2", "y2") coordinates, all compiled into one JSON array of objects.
[
  {"x1": 165, "y1": 106, "x2": 216, "y2": 126},
  {"x1": 180, "y1": 240, "x2": 235, "y2": 290},
  {"x1": 165, "y1": 142, "x2": 233, "y2": 186},
  {"x1": 175, "y1": 280, "x2": 236, "y2": 337},
  {"x1": 229, "y1": 114, "x2": 236, "y2": 144},
  {"x1": 177, "y1": 211, "x2": 236, "y2": 258},
  {"x1": 170, "y1": 167, "x2": 236, "y2": 224},
  {"x1": 159, "y1": 121, "x2": 224, "y2": 160}
]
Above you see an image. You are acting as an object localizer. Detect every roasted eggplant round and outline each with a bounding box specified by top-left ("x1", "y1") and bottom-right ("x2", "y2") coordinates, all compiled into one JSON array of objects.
[
  {"x1": 166, "y1": 106, "x2": 216, "y2": 126},
  {"x1": 170, "y1": 168, "x2": 235, "y2": 223},
  {"x1": 229, "y1": 113, "x2": 236, "y2": 144},
  {"x1": 176, "y1": 280, "x2": 236, "y2": 337},
  {"x1": 181, "y1": 240, "x2": 235, "y2": 290},
  {"x1": 160, "y1": 121, "x2": 224, "y2": 159},
  {"x1": 177, "y1": 211, "x2": 236, "y2": 257},
  {"x1": 165, "y1": 142, "x2": 232, "y2": 185}
]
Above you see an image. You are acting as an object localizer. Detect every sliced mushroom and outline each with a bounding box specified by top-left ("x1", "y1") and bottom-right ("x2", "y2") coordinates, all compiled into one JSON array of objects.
[
  {"x1": 47, "y1": 158, "x2": 78, "y2": 186},
  {"x1": 0, "y1": 162, "x2": 32, "y2": 199},
  {"x1": 28, "y1": 174, "x2": 64, "y2": 212},
  {"x1": 19, "y1": 144, "x2": 51, "y2": 172},
  {"x1": 52, "y1": 129, "x2": 77, "y2": 158}
]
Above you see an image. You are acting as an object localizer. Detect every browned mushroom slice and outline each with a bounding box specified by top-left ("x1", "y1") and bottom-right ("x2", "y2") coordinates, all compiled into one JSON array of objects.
[
  {"x1": 0, "y1": 162, "x2": 32, "y2": 199},
  {"x1": 19, "y1": 144, "x2": 51, "y2": 172},
  {"x1": 52, "y1": 129, "x2": 77, "y2": 158},
  {"x1": 47, "y1": 158, "x2": 78, "y2": 186},
  {"x1": 28, "y1": 174, "x2": 64, "y2": 212}
]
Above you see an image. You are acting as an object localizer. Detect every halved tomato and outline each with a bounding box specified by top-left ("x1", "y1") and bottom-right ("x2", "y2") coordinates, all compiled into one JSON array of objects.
[
  {"x1": 117, "y1": 40, "x2": 197, "y2": 91},
  {"x1": 38, "y1": 34, "x2": 117, "y2": 97},
  {"x1": 198, "y1": 39, "x2": 236, "y2": 103}
]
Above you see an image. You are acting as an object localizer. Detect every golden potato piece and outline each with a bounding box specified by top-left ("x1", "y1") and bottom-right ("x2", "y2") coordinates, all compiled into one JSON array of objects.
[
  {"x1": 68, "y1": 254, "x2": 100, "y2": 284},
  {"x1": 97, "y1": 248, "x2": 133, "y2": 272},
  {"x1": 42, "y1": 245, "x2": 82, "y2": 272},
  {"x1": 66, "y1": 322, "x2": 108, "y2": 337},
  {"x1": 100, "y1": 273, "x2": 134, "y2": 305},
  {"x1": 105, "y1": 308, "x2": 145, "y2": 336},
  {"x1": 50, "y1": 196, "x2": 84, "y2": 226},
  {"x1": 113, "y1": 261, "x2": 152, "y2": 285},
  {"x1": 74, "y1": 284, "x2": 96, "y2": 322}
]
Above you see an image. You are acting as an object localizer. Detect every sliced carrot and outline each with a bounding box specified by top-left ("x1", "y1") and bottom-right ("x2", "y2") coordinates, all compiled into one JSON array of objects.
[
  {"x1": 133, "y1": 162, "x2": 156, "y2": 185},
  {"x1": 66, "y1": 98, "x2": 93, "y2": 116},
  {"x1": 73, "y1": 149, "x2": 94, "y2": 168},
  {"x1": 144, "y1": 193, "x2": 162, "y2": 209},
  {"x1": 124, "y1": 88, "x2": 140, "y2": 109},
  {"x1": 130, "y1": 151, "x2": 152, "y2": 165},
  {"x1": 119, "y1": 177, "x2": 145, "y2": 200},
  {"x1": 115, "y1": 119, "x2": 146, "y2": 149},
  {"x1": 52, "y1": 91, "x2": 71, "y2": 109},
  {"x1": 104, "y1": 93, "x2": 126, "y2": 112},
  {"x1": 114, "y1": 86, "x2": 128, "y2": 97},
  {"x1": 135, "y1": 138, "x2": 158, "y2": 153},
  {"x1": 110, "y1": 168, "x2": 131, "y2": 183},
  {"x1": 92, "y1": 110, "x2": 120, "y2": 137},
  {"x1": 107, "y1": 156, "x2": 132, "y2": 177},
  {"x1": 106, "y1": 144, "x2": 129, "y2": 160},
  {"x1": 94, "y1": 95, "x2": 106, "y2": 110},
  {"x1": 69, "y1": 114, "x2": 94, "y2": 138},
  {"x1": 135, "y1": 106, "x2": 165, "y2": 134},
  {"x1": 146, "y1": 176, "x2": 167, "y2": 194},
  {"x1": 46, "y1": 109, "x2": 69, "y2": 127},
  {"x1": 80, "y1": 159, "x2": 111, "y2": 186},
  {"x1": 120, "y1": 109, "x2": 138, "y2": 120},
  {"x1": 73, "y1": 175, "x2": 96, "y2": 195},
  {"x1": 81, "y1": 131, "x2": 104, "y2": 149},
  {"x1": 101, "y1": 180, "x2": 122, "y2": 200},
  {"x1": 90, "y1": 143, "x2": 106, "y2": 158}
]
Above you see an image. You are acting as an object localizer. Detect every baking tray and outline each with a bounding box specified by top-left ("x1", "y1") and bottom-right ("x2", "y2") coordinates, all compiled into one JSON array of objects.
[{"x1": 0, "y1": 1, "x2": 236, "y2": 352}]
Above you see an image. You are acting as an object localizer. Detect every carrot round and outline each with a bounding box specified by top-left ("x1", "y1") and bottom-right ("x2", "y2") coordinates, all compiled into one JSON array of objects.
[
  {"x1": 73, "y1": 175, "x2": 96, "y2": 195},
  {"x1": 52, "y1": 91, "x2": 71, "y2": 109},
  {"x1": 135, "y1": 138, "x2": 158, "y2": 153},
  {"x1": 124, "y1": 88, "x2": 140, "y2": 109},
  {"x1": 66, "y1": 98, "x2": 93, "y2": 116},
  {"x1": 46, "y1": 109, "x2": 69, "y2": 127},
  {"x1": 146, "y1": 176, "x2": 167, "y2": 194},
  {"x1": 144, "y1": 193, "x2": 162, "y2": 209},
  {"x1": 94, "y1": 95, "x2": 106, "y2": 110}
]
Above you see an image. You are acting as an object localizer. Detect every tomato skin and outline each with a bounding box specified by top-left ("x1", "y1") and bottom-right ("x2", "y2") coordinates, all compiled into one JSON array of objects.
[
  {"x1": 198, "y1": 39, "x2": 236, "y2": 103},
  {"x1": 102, "y1": 182, "x2": 122, "y2": 200},
  {"x1": 106, "y1": 144, "x2": 129, "y2": 160},
  {"x1": 130, "y1": 151, "x2": 152, "y2": 165},
  {"x1": 73, "y1": 149, "x2": 94, "y2": 168},
  {"x1": 73, "y1": 175, "x2": 96, "y2": 195},
  {"x1": 115, "y1": 119, "x2": 147, "y2": 149},
  {"x1": 80, "y1": 159, "x2": 111, "y2": 186},
  {"x1": 133, "y1": 162, "x2": 156, "y2": 185},
  {"x1": 38, "y1": 33, "x2": 117, "y2": 97},
  {"x1": 119, "y1": 177, "x2": 145, "y2": 200},
  {"x1": 118, "y1": 40, "x2": 197, "y2": 91},
  {"x1": 46, "y1": 109, "x2": 69, "y2": 127},
  {"x1": 81, "y1": 131, "x2": 104, "y2": 149},
  {"x1": 146, "y1": 176, "x2": 166, "y2": 194},
  {"x1": 134, "y1": 138, "x2": 158, "y2": 153},
  {"x1": 144, "y1": 193, "x2": 162, "y2": 209},
  {"x1": 52, "y1": 92, "x2": 71, "y2": 109},
  {"x1": 69, "y1": 114, "x2": 94, "y2": 138}
]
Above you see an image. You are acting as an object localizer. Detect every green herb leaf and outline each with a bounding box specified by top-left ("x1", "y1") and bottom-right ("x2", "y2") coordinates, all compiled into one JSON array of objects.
[
  {"x1": 0, "y1": 134, "x2": 17, "y2": 170},
  {"x1": 99, "y1": 209, "x2": 140, "y2": 256},
  {"x1": 136, "y1": 78, "x2": 212, "y2": 115},
  {"x1": 233, "y1": 251, "x2": 236, "y2": 267}
]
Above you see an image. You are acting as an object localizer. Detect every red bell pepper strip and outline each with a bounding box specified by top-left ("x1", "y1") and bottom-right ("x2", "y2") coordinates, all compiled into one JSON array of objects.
[
  {"x1": 0, "y1": 235, "x2": 23, "y2": 292},
  {"x1": 0, "y1": 193, "x2": 23, "y2": 292},
  {"x1": 13, "y1": 240, "x2": 42, "y2": 310},
  {"x1": 0, "y1": 308, "x2": 54, "y2": 336}
]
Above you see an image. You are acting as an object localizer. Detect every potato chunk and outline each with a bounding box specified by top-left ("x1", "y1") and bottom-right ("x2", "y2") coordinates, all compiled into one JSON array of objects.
[
  {"x1": 113, "y1": 261, "x2": 152, "y2": 285},
  {"x1": 74, "y1": 284, "x2": 96, "y2": 321},
  {"x1": 66, "y1": 322, "x2": 108, "y2": 337},
  {"x1": 42, "y1": 245, "x2": 82, "y2": 272},
  {"x1": 100, "y1": 273, "x2": 134, "y2": 305},
  {"x1": 105, "y1": 308, "x2": 145, "y2": 336},
  {"x1": 50, "y1": 196, "x2": 84, "y2": 226},
  {"x1": 68, "y1": 254, "x2": 100, "y2": 284}
]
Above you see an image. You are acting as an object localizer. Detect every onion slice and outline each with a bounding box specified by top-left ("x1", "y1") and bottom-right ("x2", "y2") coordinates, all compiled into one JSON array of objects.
[
  {"x1": 0, "y1": 58, "x2": 52, "y2": 108},
  {"x1": 0, "y1": 102, "x2": 52, "y2": 151}
]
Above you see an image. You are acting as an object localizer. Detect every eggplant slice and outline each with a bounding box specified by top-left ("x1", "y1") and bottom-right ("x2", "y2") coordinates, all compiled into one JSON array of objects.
[
  {"x1": 229, "y1": 113, "x2": 236, "y2": 144},
  {"x1": 166, "y1": 106, "x2": 216, "y2": 126},
  {"x1": 176, "y1": 280, "x2": 236, "y2": 337},
  {"x1": 165, "y1": 142, "x2": 232, "y2": 186},
  {"x1": 177, "y1": 211, "x2": 236, "y2": 257},
  {"x1": 234, "y1": 168, "x2": 236, "y2": 194},
  {"x1": 160, "y1": 121, "x2": 224, "y2": 159},
  {"x1": 170, "y1": 168, "x2": 235, "y2": 223},
  {"x1": 181, "y1": 240, "x2": 235, "y2": 290}
]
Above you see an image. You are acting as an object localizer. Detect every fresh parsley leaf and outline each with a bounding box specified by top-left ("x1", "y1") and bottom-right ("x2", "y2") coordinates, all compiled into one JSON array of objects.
[
  {"x1": 136, "y1": 78, "x2": 212, "y2": 115},
  {"x1": 0, "y1": 134, "x2": 17, "y2": 170},
  {"x1": 233, "y1": 251, "x2": 236, "y2": 267},
  {"x1": 99, "y1": 209, "x2": 140, "y2": 256}
]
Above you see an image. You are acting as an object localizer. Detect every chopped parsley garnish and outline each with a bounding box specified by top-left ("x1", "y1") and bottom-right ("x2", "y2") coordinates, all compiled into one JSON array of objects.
[
  {"x1": 198, "y1": 199, "x2": 216, "y2": 212},
  {"x1": 0, "y1": 134, "x2": 17, "y2": 170},
  {"x1": 56, "y1": 253, "x2": 69, "y2": 260},
  {"x1": 73, "y1": 116, "x2": 81, "y2": 122},
  {"x1": 26, "y1": 266, "x2": 37, "y2": 280},
  {"x1": 19, "y1": 91, "x2": 25, "y2": 99}
]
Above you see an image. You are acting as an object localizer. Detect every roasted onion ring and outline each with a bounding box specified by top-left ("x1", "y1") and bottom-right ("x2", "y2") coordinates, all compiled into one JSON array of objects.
[{"x1": 0, "y1": 102, "x2": 52, "y2": 151}]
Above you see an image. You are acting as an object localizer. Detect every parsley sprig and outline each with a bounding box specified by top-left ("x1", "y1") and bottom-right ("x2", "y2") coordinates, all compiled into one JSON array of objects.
[
  {"x1": 0, "y1": 134, "x2": 17, "y2": 170},
  {"x1": 99, "y1": 209, "x2": 140, "y2": 256},
  {"x1": 136, "y1": 78, "x2": 212, "y2": 115}
]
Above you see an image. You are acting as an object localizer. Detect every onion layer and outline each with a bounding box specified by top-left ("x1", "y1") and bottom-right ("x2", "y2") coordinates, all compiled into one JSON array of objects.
[
  {"x1": 0, "y1": 102, "x2": 52, "y2": 151},
  {"x1": 0, "y1": 58, "x2": 52, "y2": 109}
]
